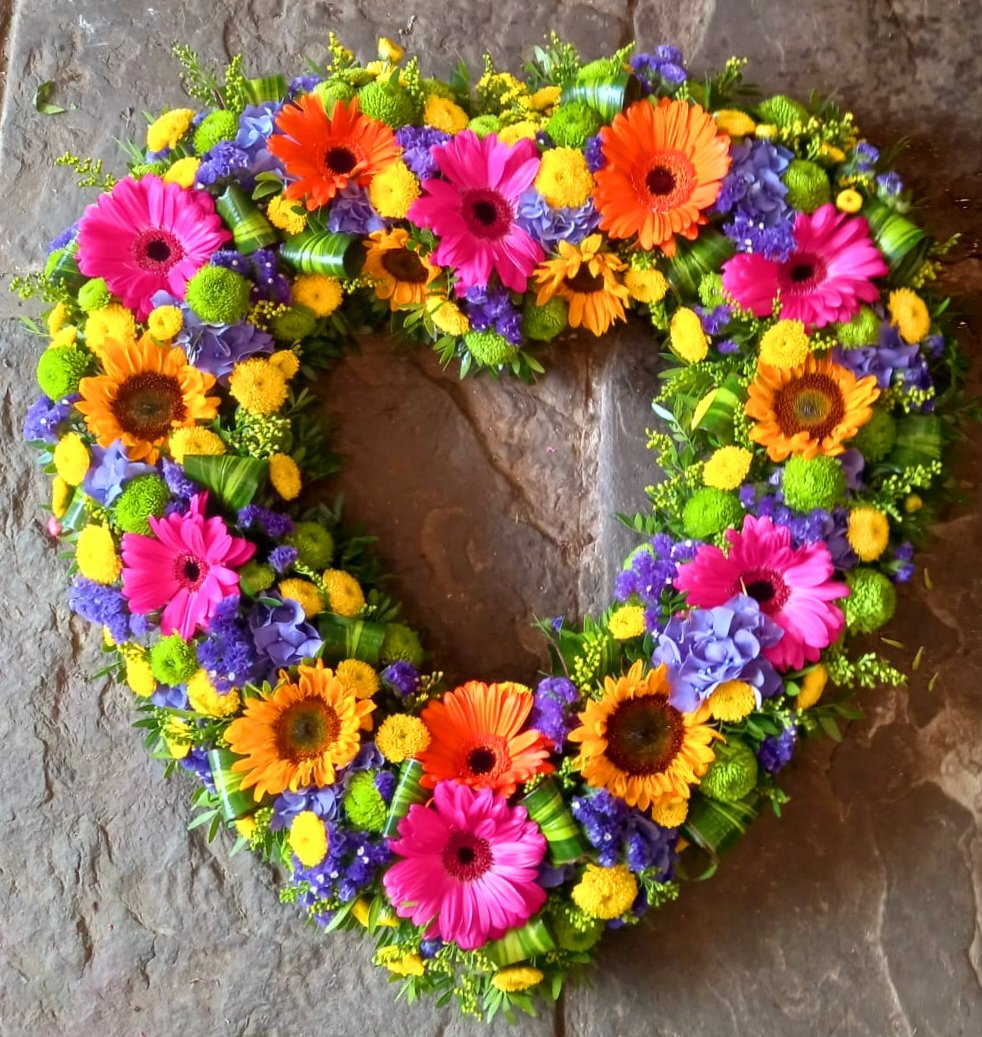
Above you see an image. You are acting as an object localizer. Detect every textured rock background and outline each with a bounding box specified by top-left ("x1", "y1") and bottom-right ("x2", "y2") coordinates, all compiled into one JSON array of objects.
[{"x1": 0, "y1": 1, "x2": 979, "y2": 1034}]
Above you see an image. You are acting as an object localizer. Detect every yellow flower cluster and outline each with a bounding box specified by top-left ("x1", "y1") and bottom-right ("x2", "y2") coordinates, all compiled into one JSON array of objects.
[
  {"x1": 758, "y1": 320, "x2": 810, "y2": 369},
  {"x1": 608, "y1": 604, "x2": 646, "y2": 641},
  {"x1": 292, "y1": 274, "x2": 343, "y2": 317},
  {"x1": 571, "y1": 864, "x2": 638, "y2": 920},
  {"x1": 322, "y1": 569, "x2": 365, "y2": 616},
  {"x1": 703, "y1": 446, "x2": 753, "y2": 491},
  {"x1": 376, "y1": 714, "x2": 431, "y2": 763},
  {"x1": 187, "y1": 670, "x2": 241, "y2": 717},
  {"x1": 669, "y1": 307, "x2": 708, "y2": 364},
  {"x1": 534, "y1": 148, "x2": 594, "y2": 209},
  {"x1": 289, "y1": 810, "x2": 329, "y2": 867},
  {"x1": 369, "y1": 159, "x2": 421, "y2": 219},
  {"x1": 146, "y1": 108, "x2": 194, "y2": 152}
]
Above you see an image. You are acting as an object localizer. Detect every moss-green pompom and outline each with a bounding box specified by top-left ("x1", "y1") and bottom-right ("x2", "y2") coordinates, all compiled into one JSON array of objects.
[
  {"x1": 546, "y1": 102, "x2": 602, "y2": 148},
  {"x1": 150, "y1": 634, "x2": 198, "y2": 685},
  {"x1": 114, "y1": 474, "x2": 170, "y2": 535},
  {"x1": 129, "y1": 162, "x2": 168, "y2": 177},
  {"x1": 270, "y1": 304, "x2": 317, "y2": 343},
  {"x1": 77, "y1": 278, "x2": 112, "y2": 312},
  {"x1": 700, "y1": 739, "x2": 759, "y2": 803},
  {"x1": 344, "y1": 771, "x2": 388, "y2": 832},
  {"x1": 522, "y1": 297, "x2": 568, "y2": 342},
  {"x1": 193, "y1": 110, "x2": 240, "y2": 155},
  {"x1": 185, "y1": 266, "x2": 251, "y2": 324},
  {"x1": 757, "y1": 94, "x2": 810, "y2": 128},
  {"x1": 782, "y1": 159, "x2": 831, "y2": 214},
  {"x1": 284, "y1": 521, "x2": 334, "y2": 569},
  {"x1": 851, "y1": 408, "x2": 897, "y2": 463},
  {"x1": 422, "y1": 77, "x2": 456, "y2": 101},
  {"x1": 313, "y1": 79, "x2": 356, "y2": 110},
  {"x1": 239, "y1": 560, "x2": 276, "y2": 597},
  {"x1": 380, "y1": 623, "x2": 423, "y2": 667},
  {"x1": 551, "y1": 909, "x2": 604, "y2": 951},
  {"x1": 682, "y1": 487, "x2": 743, "y2": 540},
  {"x1": 467, "y1": 114, "x2": 501, "y2": 138},
  {"x1": 698, "y1": 272, "x2": 726, "y2": 308},
  {"x1": 782, "y1": 455, "x2": 846, "y2": 512},
  {"x1": 836, "y1": 305, "x2": 881, "y2": 348},
  {"x1": 463, "y1": 330, "x2": 517, "y2": 367},
  {"x1": 577, "y1": 57, "x2": 625, "y2": 81},
  {"x1": 36, "y1": 347, "x2": 90, "y2": 401},
  {"x1": 357, "y1": 79, "x2": 418, "y2": 128},
  {"x1": 844, "y1": 568, "x2": 896, "y2": 633}
]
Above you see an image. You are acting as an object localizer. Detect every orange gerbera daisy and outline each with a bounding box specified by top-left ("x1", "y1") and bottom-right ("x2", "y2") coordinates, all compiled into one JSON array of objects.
[
  {"x1": 567, "y1": 661, "x2": 720, "y2": 814},
  {"x1": 746, "y1": 354, "x2": 880, "y2": 462},
  {"x1": 225, "y1": 661, "x2": 375, "y2": 800},
  {"x1": 593, "y1": 98, "x2": 731, "y2": 255},
  {"x1": 532, "y1": 233, "x2": 630, "y2": 336},
  {"x1": 418, "y1": 681, "x2": 554, "y2": 797},
  {"x1": 267, "y1": 96, "x2": 401, "y2": 211},
  {"x1": 361, "y1": 228, "x2": 440, "y2": 309},
  {"x1": 75, "y1": 335, "x2": 219, "y2": 463}
]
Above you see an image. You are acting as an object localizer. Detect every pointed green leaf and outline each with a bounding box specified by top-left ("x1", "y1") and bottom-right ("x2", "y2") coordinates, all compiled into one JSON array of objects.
[{"x1": 184, "y1": 454, "x2": 268, "y2": 510}]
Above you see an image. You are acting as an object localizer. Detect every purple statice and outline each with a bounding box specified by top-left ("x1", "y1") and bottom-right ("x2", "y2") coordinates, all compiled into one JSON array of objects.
[
  {"x1": 839, "y1": 448, "x2": 866, "y2": 492},
  {"x1": 695, "y1": 304, "x2": 732, "y2": 335},
  {"x1": 179, "y1": 747, "x2": 217, "y2": 793},
  {"x1": 289, "y1": 74, "x2": 322, "y2": 98},
  {"x1": 67, "y1": 576, "x2": 141, "y2": 643},
  {"x1": 291, "y1": 823, "x2": 392, "y2": 918},
  {"x1": 715, "y1": 139, "x2": 796, "y2": 261},
  {"x1": 270, "y1": 786, "x2": 342, "y2": 830},
  {"x1": 82, "y1": 440, "x2": 156, "y2": 505},
  {"x1": 528, "y1": 676, "x2": 579, "y2": 750},
  {"x1": 630, "y1": 45, "x2": 687, "y2": 88},
  {"x1": 326, "y1": 183, "x2": 384, "y2": 234},
  {"x1": 152, "y1": 684, "x2": 188, "y2": 709},
  {"x1": 196, "y1": 595, "x2": 258, "y2": 691},
  {"x1": 876, "y1": 171, "x2": 904, "y2": 198},
  {"x1": 652, "y1": 594, "x2": 784, "y2": 712},
  {"x1": 757, "y1": 723, "x2": 797, "y2": 773},
  {"x1": 723, "y1": 212, "x2": 797, "y2": 263},
  {"x1": 463, "y1": 284, "x2": 523, "y2": 345},
  {"x1": 515, "y1": 189, "x2": 601, "y2": 251},
  {"x1": 615, "y1": 534, "x2": 698, "y2": 618},
  {"x1": 885, "y1": 541, "x2": 915, "y2": 583},
  {"x1": 395, "y1": 125, "x2": 451, "y2": 180},
  {"x1": 853, "y1": 141, "x2": 880, "y2": 173},
  {"x1": 571, "y1": 789, "x2": 678, "y2": 878},
  {"x1": 161, "y1": 456, "x2": 200, "y2": 502},
  {"x1": 23, "y1": 395, "x2": 73, "y2": 443},
  {"x1": 248, "y1": 595, "x2": 322, "y2": 680},
  {"x1": 716, "y1": 338, "x2": 741, "y2": 355},
  {"x1": 419, "y1": 939, "x2": 443, "y2": 959},
  {"x1": 584, "y1": 134, "x2": 606, "y2": 172},
  {"x1": 195, "y1": 141, "x2": 252, "y2": 188},
  {"x1": 238, "y1": 505, "x2": 294, "y2": 539},
  {"x1": 268, "y1": 545, "x2": 299, "y2": 573},
  {"x1": 249, "y1": 248, "x2": 291, "y2": 304},
  {"x1": 381, "y1": 661, "x2": 420, "y2": 697},
  {"x1": 209, "y1": 249, "x2": 252, "y2": 277},
  {"x1": 46, "y1": 222, "x2": 78, "y2": 255}
]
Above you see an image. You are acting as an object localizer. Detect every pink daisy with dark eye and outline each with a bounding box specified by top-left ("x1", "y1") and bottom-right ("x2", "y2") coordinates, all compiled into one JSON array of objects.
[
  {"x1": 407, "y1": 130, "x2": 544, "y2": 294},
  {"x1": 76, "y1": 175, "x2": 231, "y2": 320}
]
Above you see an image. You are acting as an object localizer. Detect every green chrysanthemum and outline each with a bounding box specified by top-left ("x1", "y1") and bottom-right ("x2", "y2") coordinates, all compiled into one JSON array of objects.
[
  {"x1": 836, "y1": 305, "x2": 881, "y2": 348},
  {"x1": 782, "y1": 159, "x2": 832, "y2": 214},
  {"x1": 36, "y1": 346, "x2": 90, "y2": 401},
  {"x1": 463, "y1": 329, "x2": 517, "y2": 367},
  {"x1": 77, "y1": 277, "x2": 112, "y2": 312},
  {"x1": 682, "y1": 488, "x2": 744, "y2": 540},
  {"x1": 270, "y1": 305, "x2": 317, "y2": 343},
  {"x1": 284, "y1": 521, "x2": 335, "y2": 569},
  {"x1": 193, "y1": 110, "x2": 239, "y2": 155},
  {"x1": 844, "y1": 568, "x2": 897, "y2": 633},
  {"x1": 551, "y1": 907, "x2": 604, "y2": 951},
  {"x1": 852, "y1": 408, "x2": 897, "y2": 463},
  {"x1": 185, "y1": 266, "x2": 252, "y2": 324},
  {"x1": 238, "y1": 560, "x2": 276, "y2": 597},
  {"x1": 782, "y1": 455, "x2": 846, "y2": 512},
  {"x1": 114, "y1": 474, "x2": 170, "y2": 535},
  {"x1": 757, "y1": 94, "x2": 810, "y2": 128},
  {"x1": 467, "y1": 114, "x2": 501, "y2": 138},
  {"x1": 522, "y1": 297, "x2": 568, "y2": 342},
  {"x1": 313, "y1": 79, "x2": 356, "y2": 110},
  {"x1": 357, "y1": 79, "x2": 418, "y2": 128},
  {"x1": 150, "y1": 634, "x2": 198, "y2": 685},
  {"x1": 343, "y1": 770, "x2": 388, "y2": 832},
  {"x1": 380, "y1": 623, "x2": 423, "y2": 667},
  {"x1": 698, "y1": 272, "x2": 726, "y2": 308},
  {"x1": 546, "y1": 101, "x2": 602, "y2": 148},
  {"x1": 700, "y1": 739, "x2": 759, "y2": 803},
  {"x1": 577, "y1": 57, "x2": 625, "y2": 81}
]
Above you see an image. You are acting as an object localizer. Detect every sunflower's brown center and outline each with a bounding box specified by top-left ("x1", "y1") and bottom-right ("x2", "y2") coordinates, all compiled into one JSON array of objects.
[
  {"x1": 111, "y1": 372, "x2": 187, "y2": 442},
  {"x1": 459, "y1": 735, "x2": 508, "y2": 782},
  {"x1": 174, "y1": 553, "x2": 207, "y2": 591},
  {"x1": 380, "y1": 247, "x2": 430, "y2": 284},
  {"x1": 604, "y1": 697, "x2": 685, "y2": 776},
  {"x1": 276, "y1": 698, "x2": 341, "y2": 761},
  {"x1": 773, "y1": 373, "x2": 846, "y2": 441},
  {"x1": 641, "y1": 151, "x2": 694, "y2": 211},
  {"x1": 461, "y1": 188, "x2": 513, "y2": 240},
  {"x1": 737, "y1": 567, "x2": 790, "y2": 614},
  {"x1": 133, "y1": 228, "x2": 185, "y2": 273},
  {"x1": 565, "y1": 265, "x2": 605, "y2": 294},
  {"x1": 325, "y1": 145, "x2": 358, "y2": 176},
  {"x1": 779, "y1": 252, "x2": 828, "y2": 294},
  {"x1": 442, "y1": 830, "x2": 494, "y2": 882}
]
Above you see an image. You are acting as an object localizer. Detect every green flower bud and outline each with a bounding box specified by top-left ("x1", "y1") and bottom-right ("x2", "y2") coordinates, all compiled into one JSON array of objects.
[
  {"x1": 756, "y1": 94, "x2": 810, "y2": 128},
  {"x1": 522, "y1": 297, "x2": 568, "y2": 342},
  {"x1": 238, "y1": 561, "x2": 276, "y2": 597},
  {"x1": 700, "y1": 739, "x2": 759, "y2": 803},
  {"x1": 77, "y1": 278, "x2": 112, "y2": 312},
  {"x1": 284, "y1": 521, "x2": 334, "y2": 569},
  {"x1": 851, "y1": 408, "x2": 897, "y2": 463},
  {"x1": 185, "y1": 266, "x2": 251, "y2": 324},
  {"x1": 467, "y1": 114, "x2": 501, "y2": 138},
  {"x1": 36, "y1": 346, "x2": 90, "y2": 401},
  {"x1": 193, "y1": 110, "x2": 240, "y2": 155},
  {"x1": 150, "y1": 634, "x2": 198, "y2": 685},
  {"x1": 313, "y1": 79, "x2": 356, "y2": 110},
  {"x1": 114, "y1": 474, "x2": 170, "y2": 535},
  {"x1": 546, "y1": 102, "x2": 602, "y2": 148},
  {"x1": 577, "y1": 57, "x2": 625, "y2": 81},
  {"x1": 380, "y1": 623, "x2": 423, "y2": 667},
  {"x1": 463, "y1": 329, "x2": 517, "y2": 367},
  {"x1": 698, "y1": 272, "x2": 726, "y2": 308},
  {"x1": 782, "y1": 455, "x2": 846, "y2": 512},
  {"x1": 844, "y1": 568, "x2": 896, "y2": 633},
  {"x1": 782, "y1": 159, "x2": 832, "y2": 214},
  {"x1": 551, "y1": 907, "x2": 604, "y2": 951},
  {"x1": 836, "y1": 306, "x2": 881, "y2": 348},
  {"x1": 269, "y1": 304, "x2": 317, "y2": 343},
  {"x1": 357, "y1": 79, "x2": 418, "y2": 129},
  {"x1": 682, "y1": 487, "x2": 743, "y2": 540},
  {"x1": 343, "y1": 770, "x2": 388, "y2": 832}
]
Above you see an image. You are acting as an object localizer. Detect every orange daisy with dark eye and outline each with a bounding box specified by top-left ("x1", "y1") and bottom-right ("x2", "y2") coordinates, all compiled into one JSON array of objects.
[
  {"x1": 361, "y1": 227, "x2": 441, "y2": 309},
  {"x1": 593, "y1": 97, "x2": 731, "y2": 255},
  {"x1": 267, "y1": 95, "x2": 401, "y2": 211},
  {"x1": 418, "y1": 681, "x2": 554, "y2": 797}
]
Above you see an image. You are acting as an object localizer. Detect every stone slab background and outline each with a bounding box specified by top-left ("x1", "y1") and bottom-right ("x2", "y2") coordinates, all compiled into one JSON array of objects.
[{"x1": 0, "y1": 1, "x2": 979, "y2": 1035}]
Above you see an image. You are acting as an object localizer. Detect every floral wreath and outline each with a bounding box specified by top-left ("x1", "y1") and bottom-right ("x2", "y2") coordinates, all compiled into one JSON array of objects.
[{"x1": 19, "y1": 33, "x2": 968, "y2": 1023}]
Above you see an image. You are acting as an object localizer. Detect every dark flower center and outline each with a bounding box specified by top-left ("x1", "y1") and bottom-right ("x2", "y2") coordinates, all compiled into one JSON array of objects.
[
  {"x1": 459, "y1": 735, "x2": 508, "y2": 781},
  {"x1": 112, "y1": 372, "x2": 187, "y2": 442},
  {"x1": 461, "y1": 188, "x2": 513, "y2": 240},
  {"x1": 773, "y1": 373, "x2": 846, "y2": 441},
  {"x1": 604, "y1": 697, "x2": 685, "y2": 776},
  {"x1": 779, "y1": 252, "x2": 828, "y2": 294},
  {"x1": 738, "y1": 567, "x2": 790, "y2": 614},
  {"x1": 380, "y1": 247, "x2": 430, "y2": 284},
  {"x1": 565, "y1": 266, "x2": 606, "y2": 294},
  {"x1": 789, "y1": 262, "x2": 814, "y2": 283},
  {"x1": 133, "y1": 228, "x2": 185, "y2": 273},
  {"x1": 442, "y1": 830, "x2": 494, "y2": 882},
  {"x1": 641, "y1": 151, "x2": 694, "y2": 211},
  {"x1": 646, "y1": 166, "x2": 676, "y2": 196},
  {"x1": 277, "y1": 699, "x2": 341, "y2": 761},
  {"x1": 325, "y1": 146, "x2": 358, "y2": 175},
  {"x1": 466, "y1": 747, "x2": 498, "y2": 774},
  {"x1": 174, "y1": 554, "x2": 206, "y2": 590}
]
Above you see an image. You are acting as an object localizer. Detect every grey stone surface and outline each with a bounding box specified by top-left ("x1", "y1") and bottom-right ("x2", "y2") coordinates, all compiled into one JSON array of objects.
[{"x1": 0, "y1": 1, "x2": 979, "y2": 1035}]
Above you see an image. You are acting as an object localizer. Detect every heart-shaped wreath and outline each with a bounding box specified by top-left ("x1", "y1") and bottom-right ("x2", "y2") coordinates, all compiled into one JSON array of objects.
[{"x1": 19, "y1": 34, "x2": 967, "y2": 1022}]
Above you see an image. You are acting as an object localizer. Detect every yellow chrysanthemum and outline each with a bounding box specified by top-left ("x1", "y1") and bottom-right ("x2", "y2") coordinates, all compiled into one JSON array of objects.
[
  {"x1": 50, "y1": 325, "x2": 78, "y2": 349},
  {"x1": 796, "y1": 664, "x2": 828, "y2": 710},
  {"x1": 369, "y1": 159, "x2": 422, "y2": 218},
  {"x1": 888, "y1": 288, "x2": 930, "y2": 344},
  {"x1": 376, "y1": 714, "x2": 431, "y2": 763},
  {"x1": 291, "y1": 274, "x2": 343, "y2": 318},
  {"x1": 534, "y1": 147, "x2": 595, "y2": 209},
  {"x1": 669, "y1": 307, "x2": 708, "y2": 363},
  {"x1": 163, "y1": 717, "x2": 192, "y2": 760},
  {"x1": 51, "y1": 475, "x2": 72, "y2": 518},
  {"x1": 759, "y1": 319, "x2": 810, "y2": 369},
  {"x1": 703, "y1": 445, "x2": 753, "y2": 490},
  {"x1": 499, "y1": 120, "x2": 539, "y2": 144},
  {"x1": 336, "y1": 659, "x2": 380, "y2": 700},
  {"x1": 426, "y1": 295, "x2": 471, "y2": 335},
  {"x1": 375, "y1": 946, "x2": 425, "y2": 977},
  {"x1": 168, "y1": 426, "x2": 226, "y2": 464},
  {"x1": 162, "y1": 157, "x2": 201, "y2": 189},
  {"x1": 53, "y1": 432, "x2": 91, "y2": 485},
  {"x1": 608, "y1": 605, "x2": 646, "y2": 641},
  {"x1": 269, "y1": 350, "x2": 301, "y2": 379},
  {"x1": 492, "y1": 967, "x2": 545, "y2": 993},
  {"x1": 847, "y1": 505, "x2": 890, "y2": 562},
  {"x1": 714, "y1": 109, "x2": 756, "y2": 137},
  {"x1": 835, "y1": 188, "x2": 864, "y2": 214},
  {"x1": 235, "y1": 816, "x2": 257, "y2": 840},
  {"x1": 708, "y1": 680, "x2": 757, "y2": 722},
  {"x1": 76, "y1": 524, "x2": 120, "y2": 584},
  {"x1": 147, "y1": 305, "x2": 184, "y2": 341},
  {"x1": 186, "y1": 670, "x2": 241, "y2": 717},
  {"x1": 529, "y1": 86, "x2": 561, "y2": 111},
  {"x1": 124, "y1": 649, "x2": 156, "y2": 698},
  {"x1": 289, "y1": 810, "x2": 329, "y2": 867},
  {"x1": 423, "y1": 94, "x2": 470, "y2": 134},
  {"x1": 267, "y1": 194, "x2": 308, "y2": 234},
  {"x1": 228, "y1": 357, "x2": 289, "y2": 415},
  {"x1": 269, "y1": 452, "x2": 302, "y2": 500},
  {"x1": 147, "y1": 108, "x2": 195, "y2": 152},
  {"x1": 650, "y1": 798, "x2": 688, "y2": 827},
  {"x1": 571, "y1": 864, "x2": 638, "y2": 920},
  {"x1": 624, "y1": 267, "x2": 669, "y2": 304},
  {"x1": 47, "y1": 302, "x2": 69, "y2": 336},
  {"x1": 279, "y1": 577, "x2": 323, "y2": 618},
  {"x1": 322, "y1": 569, "x2": 365, "y2": 617},
  {"x1": 84, "y1": 304, "x2": 137, "y2": 359}
]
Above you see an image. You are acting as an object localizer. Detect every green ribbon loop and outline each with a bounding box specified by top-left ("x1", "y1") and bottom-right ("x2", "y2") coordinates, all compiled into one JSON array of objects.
[
  {"x1": 279, "y1": 229, "x2": 365, "y2": 277},
  {"x1": 682, "y1": 792, "x2": 760, "y2": 861},
  {"x1": 183, "y1": 454, "x2": 268, "y2": 511},
  {"x1": 207, "y1": 748, "x2": 257, "y2": 821},
  {"x1": 559, "y1": 74, "x2": 643, "y2": 120},
  {"x1": 484, "y1": 915, "x2": 556, "y2": 966},
  {"x1": 888, "y1": 414, "x2": 943, "y2": 469},
  {"x1": 381, "y1": 759, "x2": 429, "y2": 838},
  {"x1": 862, "y1": 197, "x2": 930, "y2": 283},
  {"x1": 44, "y1": 247, "x2": 86, "y2": 292},
  {"x1": 318, "y1": 614, "x2": 387, "y2": 666},
  {"x1": 216, "y1": 184, "x2": 278, "y2": 255},
  {"x1": 245, "y1": 75, "x2": 288, "y2": 103},
  {"x1": 521, "y1": 778, "x2": 589, "y2": 865},
  {"x1": 666, "y1": 230, "x2": 736, "y2": 299}
]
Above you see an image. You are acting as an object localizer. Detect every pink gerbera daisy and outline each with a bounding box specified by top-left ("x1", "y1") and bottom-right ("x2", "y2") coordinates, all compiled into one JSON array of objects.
[
  {"x1": 121, "y1": 492, "x2": 255, "y2": 639},
  {"x1": 721, "y1": 203, "x2": 888, "y2": 329},
  {"x1": 383, "y1": 780, "x2": 547, "y2": 950},
  {"x1": 407, "y1": 131, "x2": 544, "y2": 294},
  {"x1": 674, "y1": 514, "x2": 848, "y2": 671},
  {"x1": 76, "y1": 176, "x2": 231, "y2": 320}
]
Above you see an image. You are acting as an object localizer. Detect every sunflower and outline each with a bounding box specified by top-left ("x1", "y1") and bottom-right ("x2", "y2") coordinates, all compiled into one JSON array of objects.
[
  {"x1": 76, "y1": 335, "x2": 219, "y2": 463},
  {"x1": 361, "y1": 228, "x2": 440, "y2": 310},
  {"x1": 267, "y1": 96, "x2": 401, "y2": 211},
  {"x1": 746, "y1": 354, "x2": 880, "y2": 462},
  {"x1": 418, "y1": 681, "x2": 554, "y2": 797},
  {"x1": 566, "y1": 660, "x2": 720, "y2": 813},
  {"x1": 532, "y1": 234, "x2": 630, "y2": 336},
  {"x1": 225, "y1": 661, "x2": 375, "y2": 800},
  {"x1": 593, "y1": 98, "x2": 731, "y2": 255}
]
